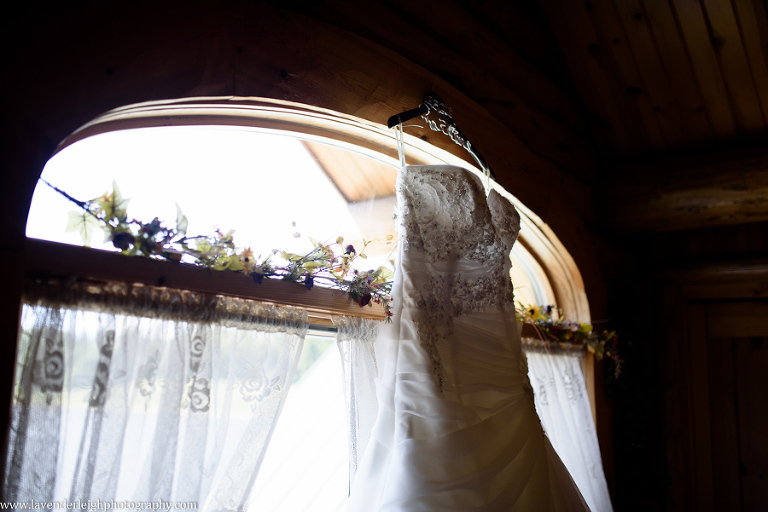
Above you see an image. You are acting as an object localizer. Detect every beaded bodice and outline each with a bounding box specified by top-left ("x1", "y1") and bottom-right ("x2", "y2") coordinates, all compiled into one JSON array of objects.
[{"x1": 396, "y1": 166, "x2": 521, "y2": 388}]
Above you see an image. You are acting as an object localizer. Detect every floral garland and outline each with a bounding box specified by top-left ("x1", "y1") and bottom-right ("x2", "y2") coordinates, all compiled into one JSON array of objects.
[
  {"x1": 43, "y1": 180, "x2": 626, "y2": 369},
  {"x1": 516, "y1": 303, "x2": 623, "y2": 378},
  {"x1": 44, "y1": 180, "x2": 395, "y2": 320}
]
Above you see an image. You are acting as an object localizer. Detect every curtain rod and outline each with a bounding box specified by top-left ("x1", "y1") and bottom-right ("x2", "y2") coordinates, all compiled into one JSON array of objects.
[
  {"x1": 308, "y1": 323, "x2": 339, "y2": 334},
  {"x1": 23, "y1": 276, "x2": 360, "y2": 337}
]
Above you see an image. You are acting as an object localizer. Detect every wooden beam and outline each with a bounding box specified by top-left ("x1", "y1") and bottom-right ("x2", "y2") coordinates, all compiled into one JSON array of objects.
[{"x1": 601, "y1": 146, "x2": 768, "y2": 231}]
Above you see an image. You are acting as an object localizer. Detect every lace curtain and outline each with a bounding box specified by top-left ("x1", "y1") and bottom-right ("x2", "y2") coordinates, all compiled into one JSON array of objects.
[
  {"x1": 335, "y1": 317, "x2": 614, "y2": 512},
  {"x1": 333, "y1": 316, "x2": 381, "y2": 484},
  {"x1": 523, "y1": 341, "x2": 614, "y2": 512},
  {"x1": 5, "y1": 280, "x2": 307, "y2": 510}
]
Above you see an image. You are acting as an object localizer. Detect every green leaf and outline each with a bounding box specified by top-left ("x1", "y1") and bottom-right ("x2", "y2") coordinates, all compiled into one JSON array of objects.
[
  {"x1": 96, "y1": 181, "x2": 130, "y2": 222},
  {"x1": 281, "y1": 251, "x2": 304, "y2": 262},
  {"x1": 66, "y1": 211, "x2": 101, "y2": 247},
  {"x1": 175, "y1": 204, "x2": 188, "y2": 236}
]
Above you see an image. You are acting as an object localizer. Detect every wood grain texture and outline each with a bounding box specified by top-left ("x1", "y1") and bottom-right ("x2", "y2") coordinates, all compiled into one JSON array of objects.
[
  {"x1": 670, "y1": 0, "x2": 738, "y2": 137},
  {"x1": 732, "y1": 0, "x2": 768, "y2": 125},
  {"x1": 302, "y1": 140, "x2": 397, "y2": 202},
  {"x1": 687, "y1": 303, "x2": 715, "y2": 512},
  {"x1": 640, "y1": 0, "x2": 715, "y2": 141},
  {"x1": 23, "y1": 239, "x2": 387, "y2": 321},
  {"x1": 589, "y1": 0, "x2": 667, "y2": 150},
  {"x1": 706, "y1": 334, "x2": 742, "y2": 511},
  {"x1": 611, "y1": 0, "x2": 687, "y2": 145},
  {"x1": 542, "y1": 0, "x2": 643, "y2": 153},
  {"x1": 662, "y1": 284, "x2": 696, "y2": 511},
  {"x1": 734, "y1": 335, "x2": 768, "y2": 511},
  {"x1": 701, "y1": 0, "x2": 766, "y2": 132},
  {"x1": 602, "y1": 146, "x2": 768, "y2": 231}
]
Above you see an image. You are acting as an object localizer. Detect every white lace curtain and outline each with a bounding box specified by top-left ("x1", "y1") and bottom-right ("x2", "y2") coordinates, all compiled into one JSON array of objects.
[
  {"x1": 5, "y1": 280, "x2": 307, "y2": 510},
  {"x1": 333, "y1": 316, "x2": 381, "y2": 482},
  {"x1": 524, "y1": 342, "x2": 614, "y2": 512},
  {"x1": 335, "y1": 317, "x2": 614, "y2": 512}
]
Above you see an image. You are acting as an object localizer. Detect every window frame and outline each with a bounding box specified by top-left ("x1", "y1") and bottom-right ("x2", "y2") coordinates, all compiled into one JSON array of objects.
[{"x1": 25, "y1": 96, "x2": 597, "y2": 408}]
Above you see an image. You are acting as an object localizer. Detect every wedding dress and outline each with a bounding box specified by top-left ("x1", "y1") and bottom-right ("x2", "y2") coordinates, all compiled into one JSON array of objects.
[{"x1": 347, "y1": 165, "x2": 590, "y2": 511}]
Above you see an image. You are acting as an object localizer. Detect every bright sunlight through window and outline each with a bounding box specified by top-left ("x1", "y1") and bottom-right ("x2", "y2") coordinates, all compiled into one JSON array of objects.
[
  {"x1": 26, "y1": 126, "x2": 402, "y2": 512},
  {"x1": 27, "y1": 126, "x2": 398, "y2": 270}
]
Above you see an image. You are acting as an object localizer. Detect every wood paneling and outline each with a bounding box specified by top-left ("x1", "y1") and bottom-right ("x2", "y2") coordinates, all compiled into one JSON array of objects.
[
  {"x1": 661, "y1": 264, "x2": 768, "y2": 511},
  {"x1": 733, "y1": 335, "x2": 768, "y2": 511},
  {"x1": 672, "y1": 0, "x2": 739, "y2": 137},
  {"x1": 692, "y1": 303, "x2": 768, "y2": 512},
  {"x1": 543, "y1": 0, "x2": 768, "y2": 156},
  {"x1": 707, "y1": 331, "x2": 742, "y2": 510},
  {"x1": 612, "y1": 0, "x2": 687, "y2": 146},
  {"x1": 687, "y1": 303, "x2": 715, "y2": 511},
  {"x1": 301, "y1": 140, "x2": 397, "y2": 203},
  {"x1": 542, "y1": 0, "x2": 645, "y2": 153},
  {"x1": 701, "y1": 0, "x2": 765, "y2": 131},
  {"x1": 732, "y1": 0, "x2": 768, "y2": 124},
  {"x1": 641, "y1": 0, "x2": 715, "y2": 141}
]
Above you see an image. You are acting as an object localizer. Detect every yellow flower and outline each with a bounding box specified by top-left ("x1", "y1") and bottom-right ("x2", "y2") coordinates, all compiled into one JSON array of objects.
[
  {"x1": 213, "y1": 255, "x2": 236, "y2": 271},
  {"x1": 239, "y1": 247, "x2": 255, "y2": 273},
  {"x1": 528, "y1": 305, "x2": 547, "y2": 322}
]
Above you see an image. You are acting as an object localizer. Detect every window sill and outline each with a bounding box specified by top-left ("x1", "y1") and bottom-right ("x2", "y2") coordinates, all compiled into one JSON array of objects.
[{"x1": 24, "y1": 238, "x2": 387, "y2": 325}]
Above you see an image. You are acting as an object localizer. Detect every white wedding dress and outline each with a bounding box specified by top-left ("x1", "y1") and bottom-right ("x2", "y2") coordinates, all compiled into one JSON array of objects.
[{"x1": 347, "y1": 166, "x2": 590, "y2": 511}]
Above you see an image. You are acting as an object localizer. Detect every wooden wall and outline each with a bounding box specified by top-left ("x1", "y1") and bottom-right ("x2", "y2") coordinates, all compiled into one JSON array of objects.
[{"x1": 601, "y1": 217, "x2": 768, "y2": 510}]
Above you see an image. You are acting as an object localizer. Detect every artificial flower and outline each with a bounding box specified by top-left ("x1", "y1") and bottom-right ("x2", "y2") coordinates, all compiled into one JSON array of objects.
[{"x1": 47, "y1": 179, "x2": 396, "y2": 322}]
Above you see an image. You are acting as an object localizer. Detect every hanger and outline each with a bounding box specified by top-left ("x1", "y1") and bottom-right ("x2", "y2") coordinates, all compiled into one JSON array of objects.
[{"x1": 387, "y1": 92, "x2": 495, "y2": 181}]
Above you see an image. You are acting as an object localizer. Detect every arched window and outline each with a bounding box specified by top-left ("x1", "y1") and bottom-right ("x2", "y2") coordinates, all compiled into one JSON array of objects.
[
  {"x1": 28, "y1": 96, "x2": 586, "y2": 320},
  {"x1": 19, "y1": 97, "x2": 594, "y2": 510}
]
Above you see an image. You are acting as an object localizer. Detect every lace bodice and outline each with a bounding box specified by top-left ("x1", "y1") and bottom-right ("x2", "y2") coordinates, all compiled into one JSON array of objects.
[
  {"x1": 398, "y1": 166, "x2": 520, "y2": 314},
  {"x1": 396, "y1": 166, "x2": 521, "y2": 387}
]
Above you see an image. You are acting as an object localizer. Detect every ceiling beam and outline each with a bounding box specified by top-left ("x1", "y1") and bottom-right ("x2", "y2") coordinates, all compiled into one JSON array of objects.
[{"x1": 601, "y1": 145, "x2": 768, "y2": 232}]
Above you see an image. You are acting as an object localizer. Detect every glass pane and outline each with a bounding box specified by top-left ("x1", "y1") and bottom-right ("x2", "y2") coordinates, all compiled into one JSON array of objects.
[
  {"x1": 27, "y1": 126, "x2": 398, "y2": 270},
  {"x1": 250, "y1": 334, "x2": 349, "y2": 511}
]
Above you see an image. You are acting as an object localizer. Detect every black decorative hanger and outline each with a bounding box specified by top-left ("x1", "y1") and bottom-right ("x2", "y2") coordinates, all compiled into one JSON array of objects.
[{"x1": 388, "y1": 92, "x2": 494, "y2": 180}]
